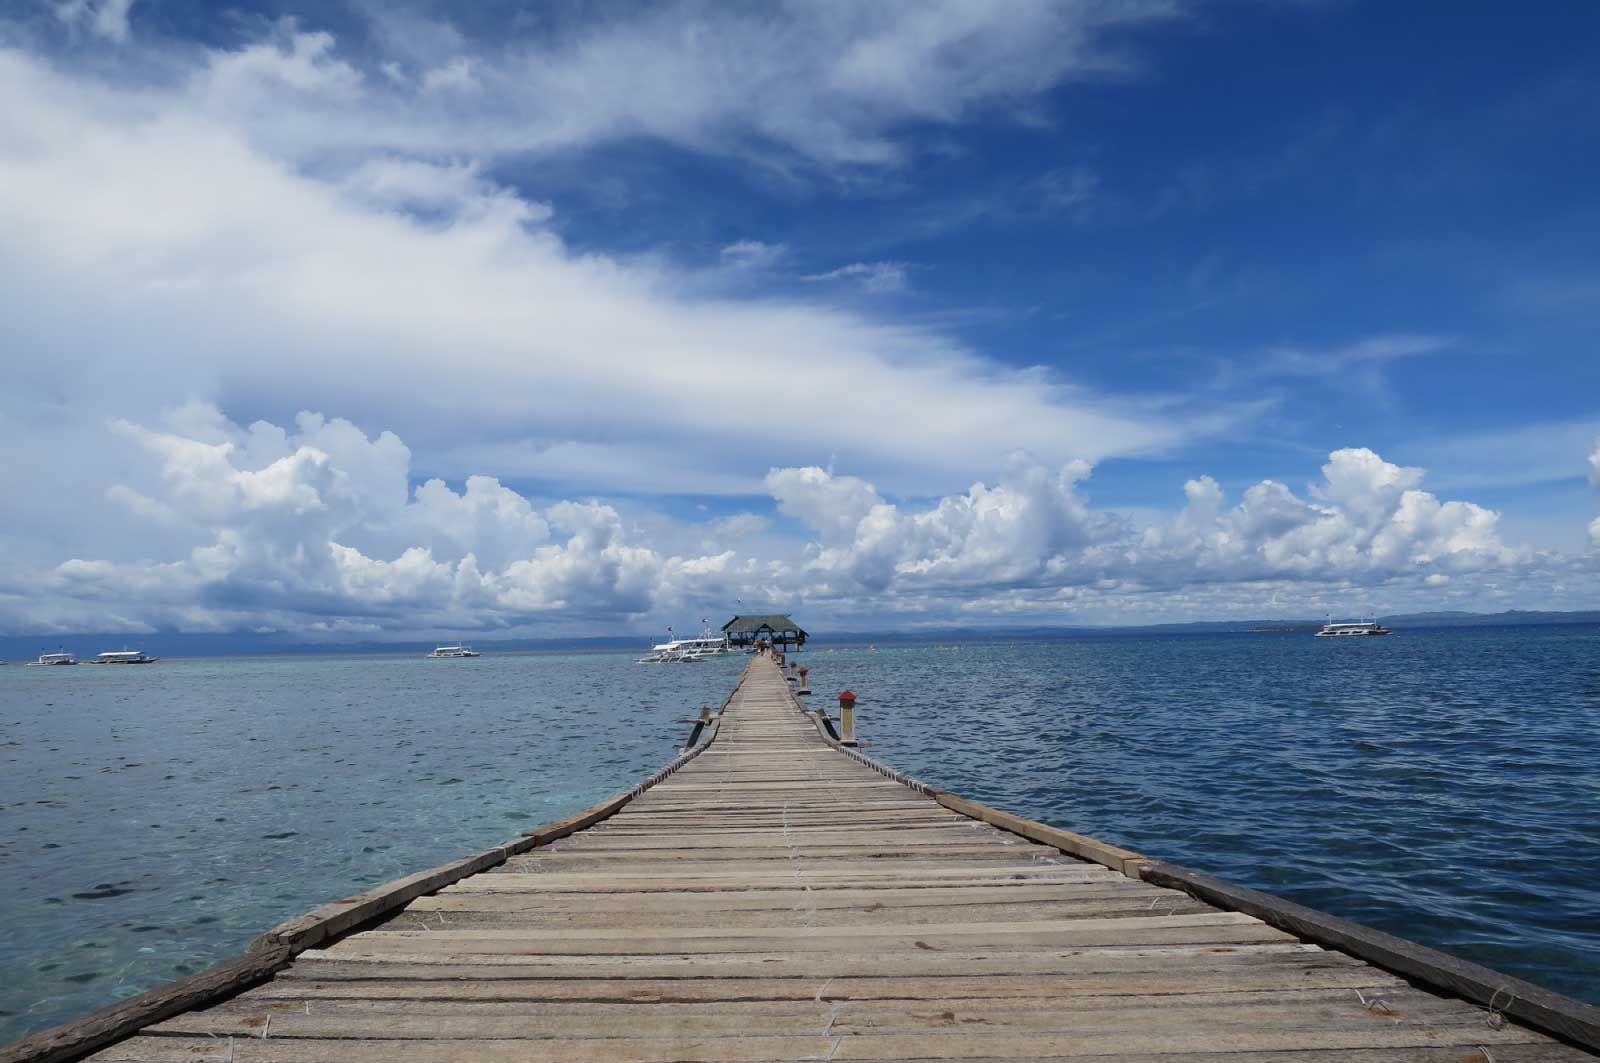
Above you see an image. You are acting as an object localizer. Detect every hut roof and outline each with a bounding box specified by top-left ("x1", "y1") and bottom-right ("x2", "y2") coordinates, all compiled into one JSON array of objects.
[{"x1": 722, "y1": 614, "x2": 807, "y2": 637}]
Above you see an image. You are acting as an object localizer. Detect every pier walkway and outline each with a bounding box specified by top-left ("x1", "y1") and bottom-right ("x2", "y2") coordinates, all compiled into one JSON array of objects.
[{"x1": 19, "y1": 657, "x2": 1598, "y2": 1060}]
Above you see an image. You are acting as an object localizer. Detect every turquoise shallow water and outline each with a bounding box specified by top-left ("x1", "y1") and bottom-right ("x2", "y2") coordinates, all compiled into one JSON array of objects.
[
  {"x1": 2, "y1": 626, "x2": 1598, "y2": 1042},
  {"x1": 0, "y1": 651, "x2": 741, "y2": 1042}
]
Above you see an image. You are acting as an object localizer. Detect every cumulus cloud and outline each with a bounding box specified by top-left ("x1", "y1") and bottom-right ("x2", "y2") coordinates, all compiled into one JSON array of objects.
[
  {"x1": 1129, "y1": 449, "x2": 1521, "y2": 587},
  {"x1": 770, "y1": 448, "x2": 1530, "y2": 605},
  {"x1": 9, "y1": 407, "x2": 763, "y2": 634},
  {"x1": 776, "y1": 454, "x2": 1123, "y2": 593},
  {"x1": 2, "y1": 406, "x2": 1590, "y2": 634}
]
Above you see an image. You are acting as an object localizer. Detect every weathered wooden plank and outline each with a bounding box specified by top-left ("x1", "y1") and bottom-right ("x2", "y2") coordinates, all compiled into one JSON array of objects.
[
  {"x1": 85, "y1": 1023, "x2": 1567, "y2": 1063},
  {"x1": 931, "y1": 792, "x2": 1149, "y2": 879},
  {"x1": 0, "y1": 946, "x2": 291, "y2": 1063},
  {"x1": 208, "y1": 984, "x2": 1411, "y2": 1017},
  {"x1": 480, "y1": 864, "x2": 1106, "y2": 882},
  {"x1": 408, "y1": 881, "x2": 1158, "y2": 912},
  {"x1": 149, "y1": 991, "x2": 1511, "y2": 1039},
  {"x1": 1141, "y1": 861, "x2": 1600, "y2": 1053},
  {"x1": 245, "y1": 966, "x2": 1411, "y2": 1005},
  {"x1": 387, "y1": 897, "x2": 1217, "y2": 930},
  {"x1": 277, "y1": 944, "x2": 1358, "y2": 981},
  {"x1": 352, "y1": 911, "x2": 1260, "y2": 941},
  {"x1": 319, "y1": 924, "x2": 1296, "y2": 959},
  {"x1": 248, "y1": 846, "x2": 513, "y2": 955},
  {"x1": 536, "y1": 841, "x2": 1040, "y2": 858}
]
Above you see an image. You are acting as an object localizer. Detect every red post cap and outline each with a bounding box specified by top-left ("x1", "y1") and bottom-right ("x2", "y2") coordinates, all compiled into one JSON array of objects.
[
  {"x1": 838, "y1": 690, "x2": 856, "y2": 704},
  {"x1": 798, "y1": 665, "x2": 808, "y2": 675}
]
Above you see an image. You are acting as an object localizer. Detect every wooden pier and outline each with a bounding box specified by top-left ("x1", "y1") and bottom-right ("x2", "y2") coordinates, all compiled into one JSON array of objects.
[{"x1": 7, "y1": 656, "x2": 1598, "y2": 1061}]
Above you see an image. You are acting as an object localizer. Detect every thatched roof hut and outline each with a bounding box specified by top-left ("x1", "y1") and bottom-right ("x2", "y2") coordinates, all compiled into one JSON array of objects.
[{"x1": 721, "y1": 614, "x2": 807, "y2": 649}]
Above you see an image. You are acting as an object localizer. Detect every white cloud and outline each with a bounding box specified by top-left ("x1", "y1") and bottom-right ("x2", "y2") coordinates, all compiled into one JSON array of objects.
[
  {"x1": 1135, "y1": 449, "x2": 1526, "y2": 588},
  {"x1": 771, "y1": 447, "x2": 1535, "y2": 606},
  {"x1": 199, "y1": 26, "x2": 364, "y2": 106},
  {"x1": 0, "y1": 41, "x2": 1219, "y2": 521},
  {"x1": 767, "y1": 467, "x2": 884, "y2": 545},
  {"x1": 2, "y1": 11, "x2": 1594, "y2": 635},
  {"x1": 338, "y1": 157, "x2": 537, "y2": 220},
  {"x1": 9, "y1": 407, "x2": 760, "y2": 634},
  {"x1": 51, "y1": 0, "x2": 134, "y2": 43},
  {"x1": 1588, "y1": 438, "x2": 1600, "y2": 547},
  {"x1": 2, "y1": 407, "x2": 1592, "y2": 634},
  {"x1": 176, "y1": 2, "x2": 1179, "y2": 171},
  {"x1": 420, "y1": 58, "x2": 479, "y2": 95},
  {"x1": 1262, "y1": 334, "x2": 1454, "y2": 377},
  {"x1": 720, "y1": 240, "x2": 787, "y2": 270},
  {"x1": 804, "y1": 262, "x2": 909, "y2": 294}
]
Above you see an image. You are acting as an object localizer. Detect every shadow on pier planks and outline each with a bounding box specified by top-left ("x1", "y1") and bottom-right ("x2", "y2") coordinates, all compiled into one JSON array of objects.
[{"x1": 5, "y1": 655, "x2": 1598, "y2": 1062}]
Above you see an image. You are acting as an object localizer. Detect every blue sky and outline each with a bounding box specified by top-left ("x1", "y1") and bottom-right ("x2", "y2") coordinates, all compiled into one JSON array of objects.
[{"x1": 2, "y1": 0, "x2": 1598, "y2": 637}]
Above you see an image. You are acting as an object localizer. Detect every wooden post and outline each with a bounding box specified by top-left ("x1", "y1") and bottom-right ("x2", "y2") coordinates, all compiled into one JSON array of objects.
[
  {"x1": 682, "y1": 704, "x2": 712, "y2": 751},
  {"x1": 786, "y1": 661, "x2": 797, "y2": 682},
  {"x1": 796, "y1": 665, "x2": 810, "y2": 696},
  {"x1": 837, "y1": 689, "x2": 857, "y2": 746}
]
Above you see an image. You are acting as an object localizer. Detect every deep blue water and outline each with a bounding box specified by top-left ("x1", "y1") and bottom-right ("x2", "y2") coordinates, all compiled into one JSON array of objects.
[
  {"x1": 821, "y1": 625, "x2": 1600, "y2": 1005},
  {"x1": 2, "y1": 626, "x2": 1597, "y2": 1043}
]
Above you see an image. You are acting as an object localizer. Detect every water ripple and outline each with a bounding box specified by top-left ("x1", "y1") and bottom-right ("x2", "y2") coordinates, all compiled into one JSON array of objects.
[
  {"x1": 810, "y1": 626, "x2": 1600, "y2": 1003},
  {"x1": 0, "y1": 650, "x2": 739, "y2": 1042}
]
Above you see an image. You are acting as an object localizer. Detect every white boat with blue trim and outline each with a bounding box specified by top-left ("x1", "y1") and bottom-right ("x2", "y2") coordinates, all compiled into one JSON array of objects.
[{"x1": 1316, "y1": 618, "x2": 1392, "y2": 637}]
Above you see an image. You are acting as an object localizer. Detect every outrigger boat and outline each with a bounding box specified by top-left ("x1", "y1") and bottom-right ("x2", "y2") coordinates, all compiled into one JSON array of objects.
[
  {"x1": 1316, "y1": 618, "x2": 1392, "y2": 637},
  {"x1": 88, "y1": 650, "x2": 159, "y2": 664},
  {"x1": 637, "y1": 628, "x2": 735, "y2": 663},
  {"x1": 429, "y1": 645, "x2": 481, "y2": 658},
  {"x1": 25, "y1": 652, "x2": 78, "y2": 666}
]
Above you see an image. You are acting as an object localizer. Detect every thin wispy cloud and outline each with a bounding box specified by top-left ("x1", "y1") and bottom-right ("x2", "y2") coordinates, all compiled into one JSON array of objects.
[
  {"x1": 803, "y1": 261, "x2": 910, "y2": 294},
  {"x1": 1260, "y1": 334, "x2": 1455, "y2": 377},
  {"x1": 719, "y1": 240, "x2": 788, "y2": 270},
  {"x1": 84, "y1": 1, "x2": 1194, "y2": 175}
]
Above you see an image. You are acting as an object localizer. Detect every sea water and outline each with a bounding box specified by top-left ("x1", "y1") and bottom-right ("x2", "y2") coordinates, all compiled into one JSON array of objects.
[
  {"x1": 0, "y1": 651, "x2": 739, "y2": 1041},
  {"x1": 823, "y1": 625, "x2": 1600, "y2": 1004},
  {"x1": 1, "y1": 627, "x2": 1597, "y2": 1041}
]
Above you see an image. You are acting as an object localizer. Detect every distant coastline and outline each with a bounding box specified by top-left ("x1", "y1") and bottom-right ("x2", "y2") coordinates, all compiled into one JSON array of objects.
[{"x1": 1, "y1": 609, "x2": 1597, "y2": 662}]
